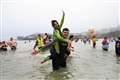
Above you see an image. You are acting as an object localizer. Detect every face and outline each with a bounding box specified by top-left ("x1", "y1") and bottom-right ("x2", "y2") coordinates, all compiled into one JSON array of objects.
[
  {"x1": 62, "y1": 30, "x2": 69, "y2": 38},
  {"x1": 53, "y1": 22, "x2": 59, "y2": 28}
]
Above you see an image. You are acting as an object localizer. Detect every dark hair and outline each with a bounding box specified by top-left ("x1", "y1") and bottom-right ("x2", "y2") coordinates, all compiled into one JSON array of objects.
[
  {"x1": 104, "y1": 37, "x2": 107, "y2": 39},
  {"x1": 45, "y1": 33, "x2": 47, "y2": 35},
  {"x1": 51, "y1": 20, "x2": 59, "y2": 27},
  {"x1": 44, "y1": 33, "x2": 48, "y2": 37},
  {"x1": 69, "y1": 35, "x2": 74, "y2": 39},
  {"x1": 10, "y1": 37, "x2": 13, "y2": 40},
  {"x1": 2, "y1": 41, "x2": 5, "y2": 44},
  {"x1": 38, "y1": 34, "x2": 41, "y2": 37},
  {"x1": 62, "y1": 28, "x2": 69, "y2": 32},
  {"x1": 92, "y1": 35, "x2": 96, "y2": 38},
  {"x1": 118, "y1": 36, "x2": 120, "y2": 40}
]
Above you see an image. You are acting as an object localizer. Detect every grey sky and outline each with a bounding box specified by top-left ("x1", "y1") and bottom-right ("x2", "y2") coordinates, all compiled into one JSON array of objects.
[{"x1": 0, "y1": 0, "x2": 119, "y2": 41}]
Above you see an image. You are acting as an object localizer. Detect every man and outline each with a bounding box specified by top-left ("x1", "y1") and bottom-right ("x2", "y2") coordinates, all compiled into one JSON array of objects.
[{"x1": 58, "y1": 28, "x2": 70, "y2": 68}]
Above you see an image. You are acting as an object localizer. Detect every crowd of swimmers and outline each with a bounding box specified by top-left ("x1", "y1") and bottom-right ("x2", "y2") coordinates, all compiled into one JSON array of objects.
[
  {"x1": 31, "y1": 11, "x2": 120, "y2": 71},
  {"x1": 1, "y1": 11, "x2": 119, "y2": 72},
  {"x1": 0, "y1": 37, "x2": 17, "y2": 51},
  {"x1": 80, "y1": 36, "x2": 120, "y2": 59}
]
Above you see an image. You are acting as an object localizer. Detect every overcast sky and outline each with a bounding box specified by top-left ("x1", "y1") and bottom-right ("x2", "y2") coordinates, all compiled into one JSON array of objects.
[{"x1": 0, "y1": 0, "x2": 119, "y2": 41}]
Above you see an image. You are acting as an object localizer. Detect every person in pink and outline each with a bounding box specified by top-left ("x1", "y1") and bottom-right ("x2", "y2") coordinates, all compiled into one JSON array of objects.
[
  {"x1": 102, "y1": 37, "x2": 109, "y2": 51},
  {"x1": 7, "y1": 37, "x2": 17, "y2": 50}
]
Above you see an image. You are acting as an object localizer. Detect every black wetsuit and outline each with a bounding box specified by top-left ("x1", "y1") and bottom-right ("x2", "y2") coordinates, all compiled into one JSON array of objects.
[
  {"x1": 50, "y1": 41, "x2": 70, "y2": 70},
  {"x1": 115, "y1": 40, "x2": 120, "y2": 57},
  {"x1": 59, "y1": 41, "x2": 70, "y2": 67}
]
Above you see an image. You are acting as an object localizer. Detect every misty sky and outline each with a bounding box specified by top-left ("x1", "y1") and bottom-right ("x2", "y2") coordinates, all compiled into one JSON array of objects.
[{"x1": 0, "y1": 0, "x2": 119, "y2": 41}]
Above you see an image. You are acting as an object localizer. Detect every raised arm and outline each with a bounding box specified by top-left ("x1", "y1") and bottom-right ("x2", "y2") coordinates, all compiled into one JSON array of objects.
[{"x1": 59, "y1": 11, "x2": 65, "y2": 29}]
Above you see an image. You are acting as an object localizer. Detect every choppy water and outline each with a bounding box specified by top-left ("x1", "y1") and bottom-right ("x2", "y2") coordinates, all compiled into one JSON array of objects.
[{"x1": 0, "y1": 40, "x2": 120, "y2": 80}]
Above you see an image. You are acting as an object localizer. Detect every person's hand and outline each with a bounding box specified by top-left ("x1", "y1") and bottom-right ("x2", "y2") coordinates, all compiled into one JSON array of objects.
[
  {"x1": 62, "y1": 10, "x2": 65, "y2": 16},
  {"x1": 31, "y1": 49, "x2": 38, "y2": 55},
  {"x1": 67, "y1": 40, "x2": 71, "y2": 46},
  {"x1": 41, "y1": 61, "x2": 44, "y2": 64}
]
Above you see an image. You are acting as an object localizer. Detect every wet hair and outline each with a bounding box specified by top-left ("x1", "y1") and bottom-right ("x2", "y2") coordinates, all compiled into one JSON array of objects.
[
  {"x1": 104, "y1": 37, "x2": 107, "y2": 39},
  {"x1": 51, "y1": 20, "x2": 59, "y2": 27},
  {"x1": 118, "y1": 36, "x2": 120, "y2": 40},
  {"x1": 62, "y1": 28, "x2": 69, "y2": 32},
  {"x1": 45, "y1": 33, "x2": 48, "y2": 35},
  {"x1": 10, "y1": 37, "x2": 13, "y2": 41},
  {"x1": 92, "y1": 35, "x2": 96, "y2": 38},
  {"x1": 38, "y1": 34, "x2": 41, "y2": 37},
  {"x1": 69, "y1": 35, "x2": 74, "y2": 40},
  {"x1": 2, "y1": 41, "x2": 5, "y2": 44},
  {"x1": 44, "y1": 33, "x2": 48, "y2": 38}
]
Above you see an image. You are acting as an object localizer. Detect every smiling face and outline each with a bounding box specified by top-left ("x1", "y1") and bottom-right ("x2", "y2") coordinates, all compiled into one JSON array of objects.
[
  {"x1": 62, "y1": 28, "x2": 69, "y2": 38},
  {"x1": 51, "y1": 20, "x2": 59, "y2": 29},
  {"x1": 62, "y1": 31, "x2": 69, "y2": 38}
]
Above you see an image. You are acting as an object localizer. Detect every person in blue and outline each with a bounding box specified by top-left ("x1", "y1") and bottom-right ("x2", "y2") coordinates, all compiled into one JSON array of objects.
[{"x1": 115, "y1": 36, "x2": 120, "y2": 59}]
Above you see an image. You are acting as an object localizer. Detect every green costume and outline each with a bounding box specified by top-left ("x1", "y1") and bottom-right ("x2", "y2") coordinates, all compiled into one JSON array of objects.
[{"x1": 52, "y1": 11, "x2": 68, "y2": 54}]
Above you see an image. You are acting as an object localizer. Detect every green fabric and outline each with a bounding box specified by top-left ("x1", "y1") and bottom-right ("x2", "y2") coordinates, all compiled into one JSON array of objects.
[
  {"x1": 54, "y1": 42, "x2": 60, "y2": 54},
  {"x1": 59, "y1": 11, "x2": 65, "y2": 30},
  {"x1": 53, "y1": 30, "x2": 68, "y2": 42},
  {"x1": 43, "y1": 56, "x2": 50, "y2": 62},
  {"x1": 53, "y1": 30, "x2": 68, "y2": 54},
  {"x1": 52, "y1": 11, "x2": 67, "y2": 54},
  {"x1": 37, "y1": 47, "x2": 43, "y2": 52}
]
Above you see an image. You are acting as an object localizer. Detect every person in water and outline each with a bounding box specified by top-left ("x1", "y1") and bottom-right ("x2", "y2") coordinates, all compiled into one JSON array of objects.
[
  {"x1": 1, "y1": 41, "x2": 8, "y2": 51},
  {"x1": 43, "y1": 33, "x2": 49, "y2": 45},
  {"x1": 115, "y1": 36, "x2": 120, "y2": 59},
  {"x1": 48, "y1": 11, "x2": 70, "y2": 70},
  {"x1": 32, "y1": 34, "x2": 45, "y2": 55},
  {"x1": 57, "y1": 28, "x2": 70, "y2": 68},
  {"x1": 41, "y1": 11, "x2": 70, "y2": 70},
  {"x1": 7, "y1": 37, "x2": 17, "y2": 50},
  {"x1": 92, "y1": 36, "x2": 96, "y2": 48},
  {"x1": 102, "y1": 37, "x2": 109, "y2": 51},
  {"x1": 68, "y1": 35, "x2": 74, "y2": 56},
  {"x1": 0, "y1": 42, "x2": 2, "y2": 51},
  {"x1": 41, "y1": 28, "x2": 70, "y2": 70}
]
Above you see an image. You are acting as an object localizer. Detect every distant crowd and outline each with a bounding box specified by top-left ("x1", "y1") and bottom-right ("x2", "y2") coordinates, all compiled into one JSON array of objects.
[{"x1": 0, "y1": 37, "x2": 17, "y2": 51}]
